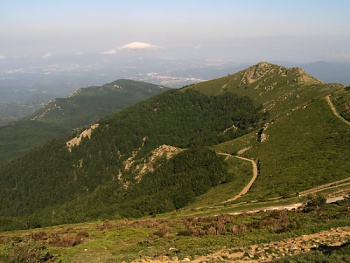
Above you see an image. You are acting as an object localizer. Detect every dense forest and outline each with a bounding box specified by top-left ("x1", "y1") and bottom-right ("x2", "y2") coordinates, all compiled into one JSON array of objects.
[{"x1": 0, "y1": 89, "x2": 265, "y2": 230}]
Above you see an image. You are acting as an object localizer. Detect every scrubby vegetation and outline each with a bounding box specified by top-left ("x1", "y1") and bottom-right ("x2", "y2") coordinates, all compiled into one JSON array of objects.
[{"x1": 0, "y1": 197, "x2": 349, "y2": 262}]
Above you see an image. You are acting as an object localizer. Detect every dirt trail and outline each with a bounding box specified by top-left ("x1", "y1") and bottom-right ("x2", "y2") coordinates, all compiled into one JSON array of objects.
[
  {"x1": 299, "y1": 177, "x2": 350, "y2": 197},
  {"x1": 219, "y1": 153, "x2": 258, "y2": 203},
  {"x1": 326, "y1": 95, "x2": 350, "y2": 125},
  {"x1": 217, "y1": 95, "x2": 348, "y2": 204}
]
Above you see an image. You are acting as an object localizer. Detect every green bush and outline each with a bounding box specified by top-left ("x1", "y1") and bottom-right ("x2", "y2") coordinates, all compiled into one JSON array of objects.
[{"x1": 0, "y1": 240, "x2": 54, "y2": 263}]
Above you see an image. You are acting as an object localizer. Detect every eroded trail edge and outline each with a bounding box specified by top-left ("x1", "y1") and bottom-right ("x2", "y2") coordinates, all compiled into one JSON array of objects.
[
  {"x1": 219, "y1": 153, "x2": 258, "y2": 203},
  {"x1": 326, "y1": 95, "x2": 350, "y2": 126}
]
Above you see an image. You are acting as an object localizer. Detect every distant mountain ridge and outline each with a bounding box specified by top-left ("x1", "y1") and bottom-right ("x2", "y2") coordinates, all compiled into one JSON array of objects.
[
  {"x1": 25, "y1": 79, "x2": 168, "y2": 129},
  {"x1": 0, "y1": 79, "x2": 169, "y2": 164}
]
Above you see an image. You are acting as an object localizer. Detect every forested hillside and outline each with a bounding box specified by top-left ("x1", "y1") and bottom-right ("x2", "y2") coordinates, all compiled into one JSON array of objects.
[
  {"x1": 0, "y1": 88, "x2": 264, "y2": 230},
  {"x1": 0, "y1": 79, "x2": 168, "y2": 164}
]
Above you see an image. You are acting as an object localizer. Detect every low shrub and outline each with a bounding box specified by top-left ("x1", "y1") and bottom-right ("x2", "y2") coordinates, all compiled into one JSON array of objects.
[
  {"x1": 0, "y1": 240, "x2": 54, "y2": 262},
  {"x1": 153, "y1": 227, "x2": 170, "y2": 238}
]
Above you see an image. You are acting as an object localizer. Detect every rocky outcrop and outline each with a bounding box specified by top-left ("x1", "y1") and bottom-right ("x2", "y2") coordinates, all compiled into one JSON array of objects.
[
  {"x1": 239, "y1": 61, "x2": 275, "y2": 85},
  {"x1": 233, "y1": 62, "x2": 323, "y2": 87},
  {"x1": 133, "y1": 145, "x2": 182, "y2": 182},
  {"x1": 66, "y1": 124, "x2": 99, "y2": 152},
  {"x1": 286, "y1": 67, "x2": 323, "y2": 85}
]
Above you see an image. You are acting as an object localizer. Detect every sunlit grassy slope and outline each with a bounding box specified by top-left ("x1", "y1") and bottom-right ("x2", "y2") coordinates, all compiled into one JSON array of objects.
[
  {"x1": 183, "y1": 62, "x2": 341, "y2": 118},
  {"x1": 182, "y1": 62, "x2": 348, "y2": 202},
  {"x1": 214, "y1": 96, "x2": 350, "y2": 200}
]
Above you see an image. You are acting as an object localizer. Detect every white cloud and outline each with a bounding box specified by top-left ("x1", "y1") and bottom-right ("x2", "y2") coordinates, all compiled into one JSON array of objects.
[
  {"x1": 42, "y1": 53, "x2": 52, "y2": 58},
  {"x1": 0, "y1": 55, "x2": 6, "y2": 59},
  {"x1": 100, "y1": 42, "x2": 162, "y2": 55},
  {"x1": 100, "y1": 49, "x2": 117, "y2": 55},
  {"x1": 119, "y1": 42, "x2": 162, "y2": 51}
]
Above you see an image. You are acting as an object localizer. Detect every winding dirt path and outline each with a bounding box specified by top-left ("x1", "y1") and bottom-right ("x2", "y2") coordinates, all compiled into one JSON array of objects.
[
  {"x1": 326, "y1": 95, "x2": 350, "y2": 125},
  {"x1": 219, "y1": 153, "x2": 258, "y2": 203},
  {"x1": 215, "y1": 95, "x2": 348, "y2": 205}
]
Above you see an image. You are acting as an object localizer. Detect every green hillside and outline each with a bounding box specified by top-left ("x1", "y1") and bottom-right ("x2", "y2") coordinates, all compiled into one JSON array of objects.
[
  {"x1": 0, "y1": 88, "x2": 264, "y2": 230},
  {"x1": 183, "y1": 62, "x2": 341, "y2": 117},
  {"x1": 215, "y1": 96, "x2": 350, "y2": 200},
  {"x1": 0, "y1": 62, "x2": 348, "y2": 233},
  {"x1": 25, "y1": 79, "x2": 169, "y2": 129},
  {"x1": 1, "y1": 62, "x2": 350, "y2": 263},
  {"x1": 331, "y1": 86, "x2": 350, "y2": 121},
  {"x1": 0, "y1": 79, "x2": 168, "y2": 164}
]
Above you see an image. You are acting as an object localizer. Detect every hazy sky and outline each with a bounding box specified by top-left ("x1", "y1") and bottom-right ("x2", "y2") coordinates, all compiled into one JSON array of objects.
[{"x1": 1, "y1": 0, "x2": 350, "y2": 63}]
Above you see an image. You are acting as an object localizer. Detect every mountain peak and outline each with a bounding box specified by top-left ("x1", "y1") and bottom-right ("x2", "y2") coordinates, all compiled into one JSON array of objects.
[
  {"x1": 235, "y1": 62, "x2": 322, "y2": 86},
  {"x1": 239, "y1": 61, "x2": 275, "y2": 84},
  {"x1": 257, "y1": 61, "x2": 270, "y2": 67}
]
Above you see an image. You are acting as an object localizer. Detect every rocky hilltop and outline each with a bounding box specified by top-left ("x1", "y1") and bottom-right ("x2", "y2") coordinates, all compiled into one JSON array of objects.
[
  {"x1": 235, "y1": 61, "x2": 323, "y2": 85},
  {"x1": 185, "y1": 62, "x2": 340, "y2": 117}
]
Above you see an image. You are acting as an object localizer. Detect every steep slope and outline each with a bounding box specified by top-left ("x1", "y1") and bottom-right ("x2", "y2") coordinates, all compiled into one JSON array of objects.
[{"x1": 0, "y1": 79, "x2": 168, "y2": 164}]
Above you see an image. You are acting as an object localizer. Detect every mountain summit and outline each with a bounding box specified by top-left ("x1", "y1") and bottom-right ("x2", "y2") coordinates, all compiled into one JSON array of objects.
[
  {"x1": 184, "y1": 62, "x2": 337, "y2": 117},
  {"x1": 236, "y1": 61, "x2": 322, "y2": 85}
]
